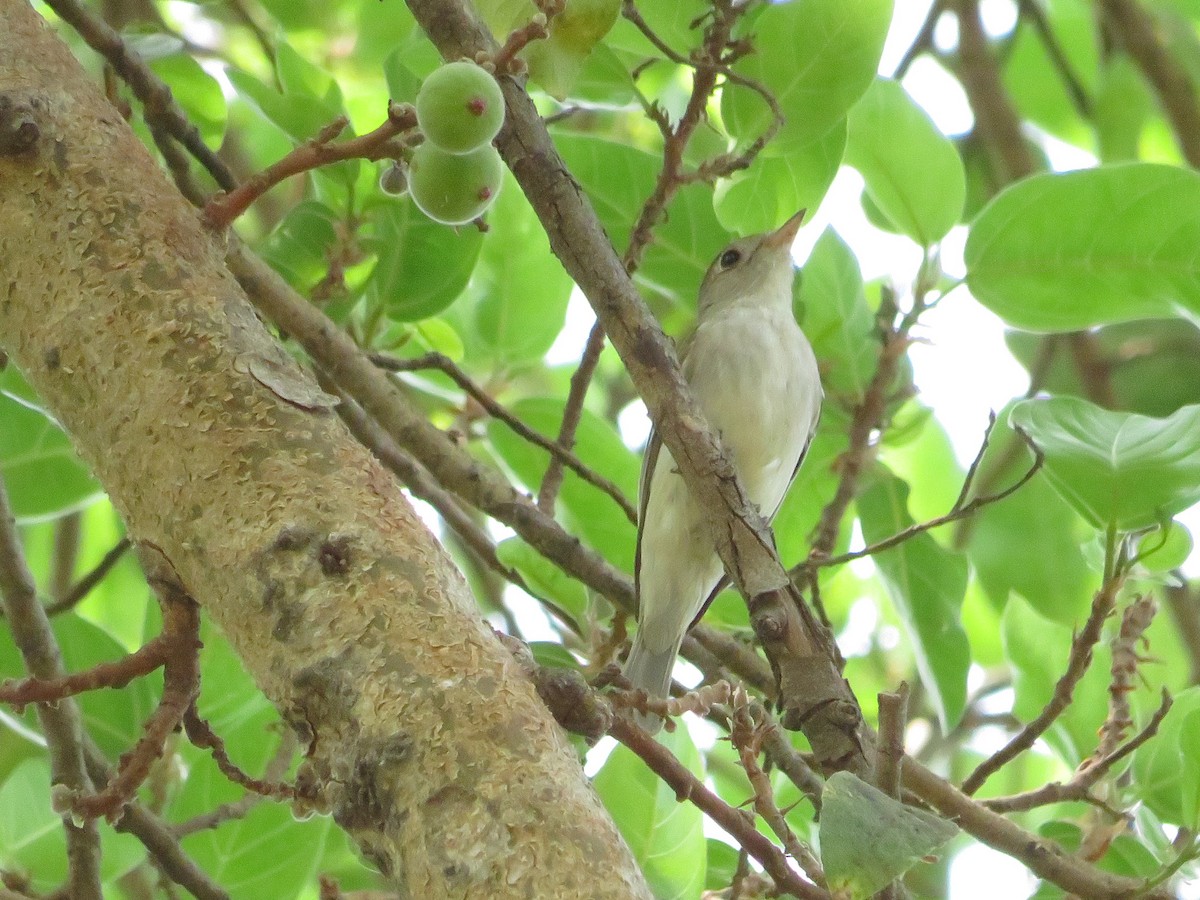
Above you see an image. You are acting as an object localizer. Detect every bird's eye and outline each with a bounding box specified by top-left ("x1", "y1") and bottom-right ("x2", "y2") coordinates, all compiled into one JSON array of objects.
[{"x1": 719, "y1": 248, "x2": 741, "y2": 269}]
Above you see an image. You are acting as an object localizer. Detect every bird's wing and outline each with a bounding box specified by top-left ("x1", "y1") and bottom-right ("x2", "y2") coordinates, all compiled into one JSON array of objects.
[
  {"x1": 687, "y1": 395, "x2": 822, "y2": 629},
  {"x1": 632, "y1": 424, "x2": 661, "y2": 616},
  {"x1": 634, "y1": 330, "x2": 694, "y2": 615}
]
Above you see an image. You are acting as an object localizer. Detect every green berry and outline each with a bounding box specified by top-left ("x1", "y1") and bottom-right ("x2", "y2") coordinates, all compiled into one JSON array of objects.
[
  {"x1": 379, "y1": 162, "x2": 408, "y2": 196},
  {"x1": 415, "y1": 61, "x2": 505, "y2": 154},
  {"x1": 408, "y1": 142, "x2": 503, "y2": 225}
]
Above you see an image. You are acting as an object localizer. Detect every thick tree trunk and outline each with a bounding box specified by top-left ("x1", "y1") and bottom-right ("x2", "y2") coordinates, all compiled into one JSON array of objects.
[{"x1": 0, "y1": 3, "x2": 650, "y2": 896}]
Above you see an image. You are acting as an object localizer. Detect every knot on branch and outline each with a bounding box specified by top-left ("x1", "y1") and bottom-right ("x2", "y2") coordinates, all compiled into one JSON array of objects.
[{"x1": 0, "y1": 93, "x2": 43, "y2": 156}]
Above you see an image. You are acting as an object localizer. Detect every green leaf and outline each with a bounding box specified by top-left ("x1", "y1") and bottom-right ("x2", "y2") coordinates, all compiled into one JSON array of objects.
[
  {"x1": 722, "y1": 0, "x2": 893, "y2": 149},
  {"x1": 148, "y1": 54, "x2": 227, "y2": 148},
  {"x1": 495, "y1": 536, "x2": 590, "y2": 624},
  {"x1": 714, "y1": 122, "x2": 846, "y2": 236},
  {"x1": 365, "y1": 201, "x2": 483, "y2": 321},
  {"x1": 554, "y1": 135, "x2": 727, "y2": 302},
  {"x1": 487, "y1": 399, "x2": 638, "y2": 571},
  {"x1": 0, "y1": 759, "x2": 144, "y2": 892},
  {"x1": 1010, "y1": 398, "x2": 1200, "y2": 532},
  {"x1": 704, "y1": 839, "x2": 741, "y2": 891},
  {"x1": 594, "y1": 728, "x2": 706, "y2": 899},
  {"x1": 1094, "y1": 56, "x2": 1153, "y2": 163},
  {"x1": 227, "y1": 68, "x2": 341, "y2": 144},
  {"x1": 858, "y1": 468, "x2": 970, "y2": 730},
  {"x1": 0, "y1": 613, "x2": 159, "y2": 758},
  {"x1": 0, "y1": 759, "x2": 65, "y2": 890},
  {"x1": 473, "y1": 175, "x2": 574, "y2": 361},
  {"x1": 795, "y1": 228, "x2": 877, "y2": 403},
  {"x1": 964, "y1": 402, "x2": 1093, "y2": 625},
  {"x1": 1006, "y1": 322, "x2": 1200, "y2": 418},
  {"x1": 820, "y1": 771, "x2": 958, "y2": 899},
  {"x1": 0, "y1": 369, "x2": 102, "y2": 522},
  {"x1": 178, "y1": 790, "x2": 338, "y2": 895},
  {"x1": 523, "y1": 0, "x2": 621, "y2": 100},
  {"x1": 1134, "y1": 686, "x2": 1200, "y2": 827},
  {"x1": 965, "y1": 164, "x2": 1200, "y2": 331},
  {"x1": 258, "y1": 200, "x2": 340, "y2": 292},
  {"x1": 845, "y1": 78, "x2": 965, "y2": 245}
]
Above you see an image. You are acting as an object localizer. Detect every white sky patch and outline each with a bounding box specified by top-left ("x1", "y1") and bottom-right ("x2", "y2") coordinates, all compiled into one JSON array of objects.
[{"x1": 950, "y1": 843, "x2": 1037, "y2": 899}]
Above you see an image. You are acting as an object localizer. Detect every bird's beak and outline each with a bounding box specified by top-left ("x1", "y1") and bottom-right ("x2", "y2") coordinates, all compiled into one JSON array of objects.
[{"x1": 762, "y1": 209, "x2": 807, "y2": 250}]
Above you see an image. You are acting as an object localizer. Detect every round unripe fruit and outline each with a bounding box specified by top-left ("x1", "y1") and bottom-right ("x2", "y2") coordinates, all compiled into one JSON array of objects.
[
  {"x1": 379, "y1": 162, "x2": 408, "y2": 196},
  {"x1": 416, "y1": 61, "x2": 505, "y2": 154},
  {"x1": 408, "y1": 142, "x2": 503, "y2": 225}
]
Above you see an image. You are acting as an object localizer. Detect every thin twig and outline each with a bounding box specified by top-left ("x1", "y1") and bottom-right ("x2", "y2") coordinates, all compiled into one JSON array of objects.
[
  {"x1": 954, "y1": 0, "x2": 1038, "y2": 182},
  {"x1": 807, "y1": 425, "x2": 1044, "y2": 571},
  {"x1": 42, "y1": 0, "x2": 237, "y2": 191},
  {"x1": 80, "y1": 738, "x2": 230, "y2": 900},
  {"x1": 1094, "y1": 595, "x2": 1158, "y2": 759},
  {"x1": 962, "y1": 571, "x2": 1125, "y2": 795},
  {"x1": 44, "y1": 537, "x2": 132, "y2": 616},
  {"x1": 903, "y1": 762, "x2": 1172, "y2": 899},
  {"x1": 538, "y1": 320, "x2": 607, "y2": 516},
  {"x1": 892, "y1": 0, "x2": 945, "y2": 79},
  {"x1": 609, "y1": 716, "x2": 828, "y2": 899},
  {"x1": 371, "y1": 351, "x2": 636, "y2": 522},
  {"x1": 204, "y1": 102, "x2": 418, "y2": 228},
  {"x1": 490, "y1": 1, "x2": 559, "y2": 74},
  {"x1": 983, "y1": 689, "x2": 1172, "y2": 813},
  {"x1": 730, "y1": 693, "x2": 826, "y2": 886},
  {"x1": 1015, "y1": 0, "x2": 1092, "y2": 117},
  {"x1": 541, "y1": 0, "x2": 767, "y2": 515}
]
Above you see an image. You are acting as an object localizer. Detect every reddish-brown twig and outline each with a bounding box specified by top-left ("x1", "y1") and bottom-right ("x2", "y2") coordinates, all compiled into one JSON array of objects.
[
  {"x1": 730, "y1": 692, "x2": 826, "y2": 886},
  {"x1": 962, "y1": 572, "x2": 1125, "y2": 796},
  {"x1": 204, "y1": 101, "x2": 418, "y2": 229}
]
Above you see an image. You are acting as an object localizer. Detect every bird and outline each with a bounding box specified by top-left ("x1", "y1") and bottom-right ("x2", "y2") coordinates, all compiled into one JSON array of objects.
[{"x1": 622, "y1": 209, "x2": 823, "y2": 733}]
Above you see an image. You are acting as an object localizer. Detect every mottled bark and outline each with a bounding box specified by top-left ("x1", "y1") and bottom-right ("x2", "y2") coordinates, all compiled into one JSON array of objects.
[{"x1": 0, "y1": 3, "x2": 649, "y2": 896}]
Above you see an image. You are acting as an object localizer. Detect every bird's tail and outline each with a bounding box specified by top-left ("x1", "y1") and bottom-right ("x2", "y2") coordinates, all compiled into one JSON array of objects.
[{"x1": 622, "y1": 637, "x2": 680, "y2": 735}]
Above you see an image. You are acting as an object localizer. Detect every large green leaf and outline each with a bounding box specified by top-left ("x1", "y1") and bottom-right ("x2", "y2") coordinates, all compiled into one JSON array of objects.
[
  {"x1": 553, "y1": 135, "x2": 727, "y2": 302},
  {"x1": 473, "y1": 174, "x2": 574, "y2": 361},
  {"x1": 722, "y1": 0, "x2": 893, "y2": 149},
  {"x1": 486, "y1": 398, "x2": 638, "y2": 571},
  {"x1": 858, "y1": 468, "x2": 970, "y2": 730},
  {"x1": 148, "y1": 54, "x2": 227, "y2": 148},
  {"x1": 795, "y1": 228, "x2": 877, "y2": 403},
  {"x1": 845, "y1": 78, "x2": 965, "y2": 245},
  {"x1": 0, "y1": 759, "x2": 144, "y2": 892},
  {"x1": 2, "y1": 613, "x2": 160, "y2": 761},
  {"x1": 0, "y1": 369, "x2": 101, "y2": 522},
  {"x1": 1010, "y1": 398, "x2": 1200, "y2": 531},
  {"x1": 820, "y1": 772, "x2": 958, "y2": 899},
  {"x1": 1134, "y1": 686, "x2": 1200, "y2": 828},
  {"x1": 714, "y1": 122, "x2": 846, "y2": 236},
  {"x1": 594, "y1": 728, "x2": 706, "y2": 899},
  {"x1": 963, "y1": 403, "x2": 1093, "y2": 625},
  {"x1": 965, "y1": 164, "x2": 1200, "y2": 331},
  {"x1": 495, "y1": 536, "x2": 590, "y2": 625},
  {"x1": 365, "y1": 201, "x2": 483, "y2": 321}
]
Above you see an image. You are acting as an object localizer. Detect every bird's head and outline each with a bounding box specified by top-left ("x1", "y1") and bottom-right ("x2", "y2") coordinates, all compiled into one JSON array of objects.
[{"x1": 697, "y1": 209, "x2": 806, "y2": 316}]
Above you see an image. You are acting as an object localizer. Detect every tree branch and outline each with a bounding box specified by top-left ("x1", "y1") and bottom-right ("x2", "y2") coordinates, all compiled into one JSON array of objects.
[
  {"x1": 1099, "y1": 0, "x2": 1200, "y2": 167},
  {"x1": 0, "y1": 478, "x2": 102, "y2": 899},
  {"x1": 405, "y1": 0, "x2": 872, "y2": 778}
]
